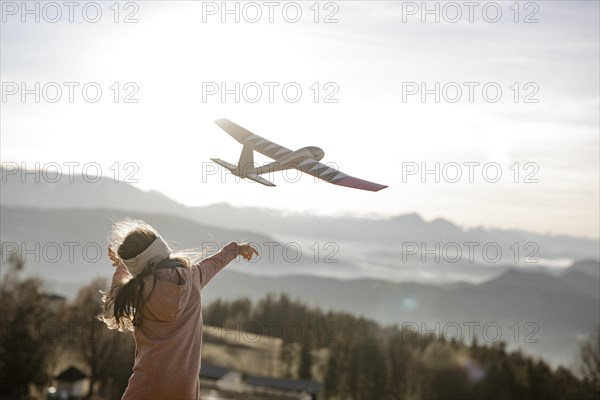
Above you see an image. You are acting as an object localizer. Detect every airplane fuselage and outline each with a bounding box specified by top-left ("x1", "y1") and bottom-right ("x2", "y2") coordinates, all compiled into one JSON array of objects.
[{"x1": 255, "y1": 146, "x2": 325, "y2": 175}]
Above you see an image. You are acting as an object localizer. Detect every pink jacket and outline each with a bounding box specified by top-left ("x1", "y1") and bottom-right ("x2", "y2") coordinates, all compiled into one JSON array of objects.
[{"x1": 112, "y1": 242, "x2": 240, "y2": 400}]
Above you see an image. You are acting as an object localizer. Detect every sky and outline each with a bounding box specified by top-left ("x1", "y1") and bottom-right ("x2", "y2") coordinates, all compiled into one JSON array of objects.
[{"x1": 1, "y1": 1, "x2": 599, "y2": 238}]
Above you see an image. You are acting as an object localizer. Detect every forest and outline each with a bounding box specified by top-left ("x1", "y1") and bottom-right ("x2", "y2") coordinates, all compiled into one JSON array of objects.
[{"x1": 1, "y1": 256, "x2": 598, "y2": 400}]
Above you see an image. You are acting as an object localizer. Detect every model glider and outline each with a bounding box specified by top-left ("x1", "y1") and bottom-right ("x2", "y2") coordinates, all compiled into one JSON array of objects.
[{"x1": 211, "y1": 118, "x2": 388, "y2": 192}]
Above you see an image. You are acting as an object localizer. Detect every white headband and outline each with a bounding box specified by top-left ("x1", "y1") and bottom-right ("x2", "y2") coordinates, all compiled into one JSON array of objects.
[{"x1": 123, "y1": 236, "x2": 172, "y2": 276}]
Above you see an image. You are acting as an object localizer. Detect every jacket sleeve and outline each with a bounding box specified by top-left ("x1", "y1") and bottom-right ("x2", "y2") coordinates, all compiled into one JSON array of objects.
[
  {"x1": 110, "y1": 263, "x2": 132, "y2": 289},
  {"x1": 104, "y1": 263, "x2": 132, "y2": 316},
  {"x1": 195, "y1": 242, "x2": 239, "y2": 288}
]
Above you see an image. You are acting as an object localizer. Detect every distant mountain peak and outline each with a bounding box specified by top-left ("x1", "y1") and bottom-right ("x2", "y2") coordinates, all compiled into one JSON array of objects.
[
  {"x1": 429, "y1": 217, "x2": 460, "y2": 230},
  {"x1": 390, "y1": 212, "x2": 424, "y2": 224},
  {"x1": 569, "y1": 259, "x2": 600, "y2": 279}
]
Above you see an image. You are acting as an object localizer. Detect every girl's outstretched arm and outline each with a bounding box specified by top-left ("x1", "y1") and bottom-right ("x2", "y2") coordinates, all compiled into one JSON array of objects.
[{"x1": 196, "y1": 242, "x2": 258, "y2": 288}]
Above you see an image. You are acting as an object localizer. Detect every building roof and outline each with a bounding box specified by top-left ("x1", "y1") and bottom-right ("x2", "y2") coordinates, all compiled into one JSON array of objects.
[
  {"x1": 56, "y1": 366, "x2": 87, "y2": 382},
  {"x1": 248, "y1": 376, "x2": 322, "y2": 393},
  {"x1": 200, "y1": 363, "x2": 233, "y2": 380}
]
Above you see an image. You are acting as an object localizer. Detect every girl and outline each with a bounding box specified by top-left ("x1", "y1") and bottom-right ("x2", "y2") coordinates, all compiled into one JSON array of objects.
[{"x1": 100, "y1": 219, "x2": 258, "y2": 400}]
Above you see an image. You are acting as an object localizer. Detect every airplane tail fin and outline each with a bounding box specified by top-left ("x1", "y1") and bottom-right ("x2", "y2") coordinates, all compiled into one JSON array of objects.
[
  {"x1": 238, "y1": 143, "x2": 255, "y2": 174},
  {"x1": 210, "y1": 158, "x2": 275, "y2": 187},
  {"x1": 211, "y1": 143, "x2": 254, "y2": 177},
  {"x1": 212, "y1": 144, "x2": 274, "y2": 187}
]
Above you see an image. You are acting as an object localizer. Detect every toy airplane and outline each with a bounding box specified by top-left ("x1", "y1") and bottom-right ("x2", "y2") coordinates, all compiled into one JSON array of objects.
[{"x1": 211, "y1": 118, "x2": 388, "y2": 192}]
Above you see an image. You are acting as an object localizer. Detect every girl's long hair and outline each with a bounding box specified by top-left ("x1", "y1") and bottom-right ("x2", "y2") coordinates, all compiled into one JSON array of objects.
[{"x1": 99, "y1": 219, "x2": 201, "y2": 332}]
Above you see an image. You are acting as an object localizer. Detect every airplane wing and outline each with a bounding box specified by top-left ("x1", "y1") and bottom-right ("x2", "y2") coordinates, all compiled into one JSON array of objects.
[
  {"x1": 214, "y1": 118, "x2": 293, "y2": 161},
  {"x1": 295, "y1": 159, "x2": 388, "y2": 192}
]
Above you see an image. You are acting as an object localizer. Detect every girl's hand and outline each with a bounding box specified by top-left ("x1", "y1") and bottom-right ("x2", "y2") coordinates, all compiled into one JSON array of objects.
[
  {"x1": 238, "y1": 243, "x2": 259, "y2": 261},
  {"x1": 108, "y1": 246, "x2": 125, "y2": 268}
]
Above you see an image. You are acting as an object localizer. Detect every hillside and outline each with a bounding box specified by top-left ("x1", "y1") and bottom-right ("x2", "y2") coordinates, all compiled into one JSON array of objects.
[{"x1": 2, "y1": 169, "x2": 599, "y2": 368}]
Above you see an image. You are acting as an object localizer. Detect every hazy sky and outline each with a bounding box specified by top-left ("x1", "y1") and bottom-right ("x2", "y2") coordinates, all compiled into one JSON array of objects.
[{"x1": 1, "y1": 1, "x2": 599, "y2": 238}]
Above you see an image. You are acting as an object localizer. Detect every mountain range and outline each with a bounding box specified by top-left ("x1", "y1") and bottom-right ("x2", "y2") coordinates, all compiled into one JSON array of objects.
[
  {"x1": 2, "y1": 167, "x2": 598, "y2": 282},
  {"x1": 1, "y1": 167, "x2": 599, "y2": 367}
]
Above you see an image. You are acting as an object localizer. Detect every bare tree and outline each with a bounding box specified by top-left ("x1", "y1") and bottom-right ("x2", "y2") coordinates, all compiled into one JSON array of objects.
[
  {"x1": 0, "y1": 253, "x2": 59, "y2": 397},
  {"x1": 578, "y1": 325, "x2": 600, "y2": 393},
  {"x1": 63, "y1": 277, "x2": 133, "y2": 399}
]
